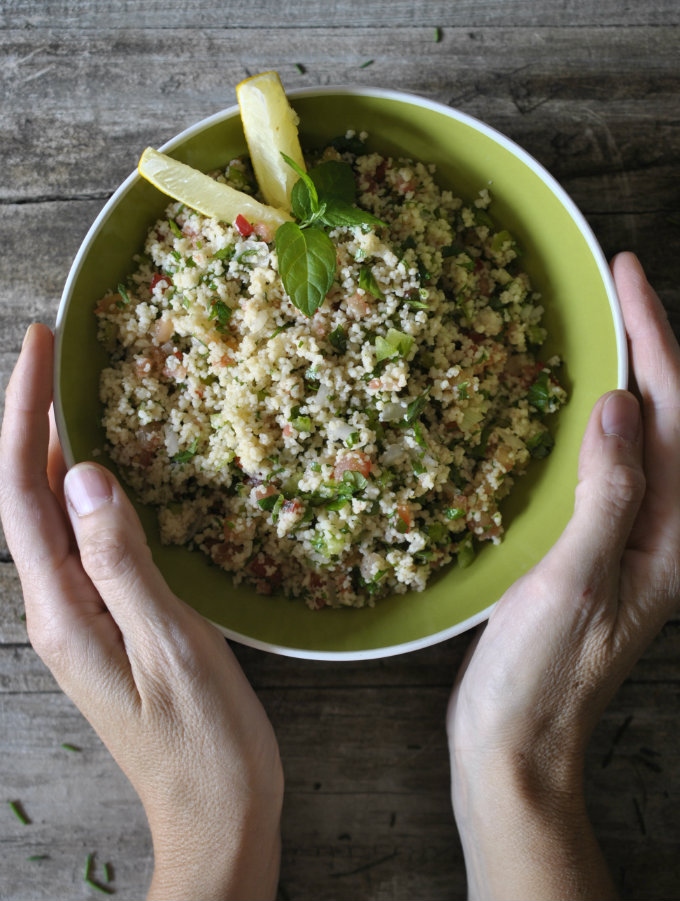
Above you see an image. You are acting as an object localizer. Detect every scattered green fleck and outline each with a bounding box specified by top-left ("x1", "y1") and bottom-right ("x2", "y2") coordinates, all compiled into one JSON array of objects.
[
  {"x1": 116, "y1": 284, "x2": 130, "y2": 305},
  {"x1": 27, "y1": 854, "x2": 49, "y2": 862},
  {"x1": 61, "y1": 743, "x2": 81, "y2": 752},
  {"x1": 434, "y1": 26, "x2": 442, "y2": 42},
  {"x1": 359, "y1": 59, "x2": 374, "y2": 68},
  {"x1": 8, "y1": 800, "x2": 30, "y2": 825},
  {"x1": 295, "y1": 62, "x2": 306, "y2": 74}
]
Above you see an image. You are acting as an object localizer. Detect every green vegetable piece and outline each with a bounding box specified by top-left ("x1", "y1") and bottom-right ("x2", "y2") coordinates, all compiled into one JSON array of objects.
[
  {"x1": 457, "y1": 533, "x2": 476, "y2": 568},
  {"x1": 168, "y1": 218, "x2": 183, "y2": 239},
  {"x1": 214, "y1": 244, "x2": 235, "y2": 261},
  {"x1": 403, "y1": 387, "x2": 431, "y2": 425},
  {"x1": 359, "y1": 266, "x2": 386, "y2": 300},
  {"x1": 329, "y1": 133, "x2": 367, "y2": 155},
  {"x1": 325, "y1": 497, "x2": 349, "y2": 511},
  {"x1": 210, "y1": 299, "x2": 232, "y2": 331},
  {"x1": 276, "y1": 222, "x2": 336, "y2": 317},
  {"x1": 375, "y1": 335, "x2": 397, "y2": 362},
  {"x1": 526, "y1": 429, "x2": 554, "y2": 459},
  {"x1": 116, "y1": 283, "x2": 131, "y2": 305},
  {"x1": 527, "y1": 370, "x2": 551, "y2": 412},
  {"x1": 328, "y1": 325, "x2": 347, "y2": 353},
  {"x1": 257, "y1": 492, "x2": 282, "y2": 512},
  {"x1": 291, "y1": 416, "x2": 312, "y2": 433},
  {"x1": 427, "y1": 523, "x2": 447, "y2": 543},
  {"x1": 172, "y1": 437, "x2": 199, "y2": 464},
  {"x1": 446, "y1": 507, "x2": 465, "y2": 521},
  {"x1": 340, "y1": 470, "x2": 368, "y2": 494},
  {"x1": 269, "y1": 322, "x2": 295, "y2": 340},
  {"x1": 491, "y1": 229, "x2": 514, "y2": 253}
]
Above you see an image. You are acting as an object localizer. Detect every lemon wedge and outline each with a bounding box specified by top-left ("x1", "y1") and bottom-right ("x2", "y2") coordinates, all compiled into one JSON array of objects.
[
  {"x1": 138, "y1": 147, "x2": 292, "y2": 231},
  {"x1": 236, "y1": 70, "x2": 306, "y2": 212}
]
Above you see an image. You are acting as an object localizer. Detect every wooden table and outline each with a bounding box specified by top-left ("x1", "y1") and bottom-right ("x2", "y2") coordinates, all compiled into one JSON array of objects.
[{"x1": 2, "y1": 3, "x2": 679, "y2": 898}]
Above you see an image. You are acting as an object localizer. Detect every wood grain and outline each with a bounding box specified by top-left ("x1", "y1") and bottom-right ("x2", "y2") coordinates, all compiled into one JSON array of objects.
[{"x1": 1, "y1": 4, "x2": 679, "y2": 899}]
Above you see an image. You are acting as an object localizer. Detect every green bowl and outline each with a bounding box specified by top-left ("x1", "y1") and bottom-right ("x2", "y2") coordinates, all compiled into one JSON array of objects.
[{"x1": 55, "y1": 87, "x2": 626, "y2": 660}]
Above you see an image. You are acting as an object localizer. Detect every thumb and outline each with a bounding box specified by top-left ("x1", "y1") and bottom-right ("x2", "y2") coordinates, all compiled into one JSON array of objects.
[
  {"x1": 546, "y1": 390, "x2": 644, "y2": 591},
  {"x1": 64, "y1": 462, "x2": 184, "y2": 643}
]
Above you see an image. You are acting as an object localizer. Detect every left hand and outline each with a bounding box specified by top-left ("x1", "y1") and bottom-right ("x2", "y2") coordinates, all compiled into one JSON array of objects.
[{"x1": 0, "y1": 323, "x2": 284, "y2": 901}]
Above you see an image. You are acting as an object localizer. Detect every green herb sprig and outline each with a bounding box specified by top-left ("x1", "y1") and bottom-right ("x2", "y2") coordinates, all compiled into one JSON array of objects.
[{"x1": 275, "y1": 154, "x2": 386, "y2": 318}]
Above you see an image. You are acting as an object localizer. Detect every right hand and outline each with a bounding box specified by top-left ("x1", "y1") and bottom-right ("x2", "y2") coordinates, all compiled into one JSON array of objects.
[
  {"x1": 446, "y1": 252, "x2": 680, "y2": 899},
  {"x1": 0, "y1": 323, "x2": 284, "y2": 901}
]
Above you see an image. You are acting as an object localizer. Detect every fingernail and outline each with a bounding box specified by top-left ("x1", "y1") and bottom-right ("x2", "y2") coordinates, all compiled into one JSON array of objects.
[
  {"x1": 22, "y1": 323, "x2": 35, "y2": 350},
  {"x1": 601, "y1": 391, "x2": 640, "y2": 442},
  {"x1": 65, "y1": 464, "x2": 113, "y2": 516}
]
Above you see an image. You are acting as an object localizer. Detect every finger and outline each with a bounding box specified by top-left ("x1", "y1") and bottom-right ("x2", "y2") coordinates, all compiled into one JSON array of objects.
[
  {"x1": 613, "y1": 253, "x2": 680, "y2": 469},
  {"x1": 0, "y1": 324, "x2": 71, "y2": 578},
  {"x1": 544, "y1": 390, "x2": 645, "y2": 600},
  {"x1": 612, "y1": 252, "x2": 680, "y2": 547},
  {"x1": 47, "y1": 405, "x2": 68, "y2": 511},
  {"x1": 64, "y1": 462, "x2": 185, "y2": 650}
]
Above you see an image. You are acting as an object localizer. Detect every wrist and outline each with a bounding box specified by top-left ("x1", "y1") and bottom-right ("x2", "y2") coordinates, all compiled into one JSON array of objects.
[
  {"x1": 450, "y1": 748, "x2": 616, "y2": 901},
  {"x1": 146, "y1": 788, "x2": 282, "y2": 901}
]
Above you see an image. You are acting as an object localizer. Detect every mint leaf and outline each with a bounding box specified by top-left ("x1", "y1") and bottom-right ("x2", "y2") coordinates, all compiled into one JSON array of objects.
[
  {"x1": 291, "y1": 178, "x2": 316, "y2": 222},
  {"x1": 275, "y1": 222, "x2": 336, "y2": 317},
  {"x1": 309, "y1": 160, "x2": 356, "y2": 204},
  {"x1": 319, "y1": 201, "x2": 386, "y2": 230},
  {"x1": 281, "y1": 152, "x2": 319, "y2": 211}
]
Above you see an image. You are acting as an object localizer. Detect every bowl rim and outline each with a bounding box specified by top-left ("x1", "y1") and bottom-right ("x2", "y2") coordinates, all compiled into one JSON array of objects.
[{"x1": 54, "y1": 85, "x2": 627, "y2": 660}]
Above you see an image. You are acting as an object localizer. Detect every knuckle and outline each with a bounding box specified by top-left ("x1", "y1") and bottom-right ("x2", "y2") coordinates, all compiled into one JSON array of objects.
[
  {"x1": 602, "y1": 462, "x2": 646, "y2": 512},
  {"x1": 79, "y1": 527, "x2": 135, "y2": 584}
]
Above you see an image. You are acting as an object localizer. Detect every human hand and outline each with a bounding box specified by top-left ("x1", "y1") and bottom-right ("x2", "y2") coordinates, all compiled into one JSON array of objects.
[
  {"x1": 446, "y1": 252, "x2": 680, "y2": 900},
  {"x1": 0, "y1": 324, "x2": 284, "y2": 901}
]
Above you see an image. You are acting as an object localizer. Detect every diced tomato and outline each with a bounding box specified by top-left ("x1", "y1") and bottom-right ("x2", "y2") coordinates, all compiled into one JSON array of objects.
[
  {"x1": 150, "y1": 273, "x2": 172, "y2": 292},
  {"x1": 346, "y1": 291, "x2": 370, "y2": 317},
  {"x1": 248, "y1": 555, "x2": 282, "y2": 594},
  {"x1": 396, "y1": 503, "x2": 412, "y2": 533},
  {"x1": 235, "y1": 214, "x2": 254, "y2": 237},
  {"x1": 282, "y1": 499, "x2": 304, "y2": 516},
  {"x1": 374, "y1": 159, "x2": 387, "y2": 182},
  {"x1": 334, "y1": 451, "x2": 372, "y2": 481},
  {"x1": 253, "y1": 484, "x2": 278, "y2": 502},
  {"x1": 253, "y1": 221, "x2": 274, "y2": 242}
]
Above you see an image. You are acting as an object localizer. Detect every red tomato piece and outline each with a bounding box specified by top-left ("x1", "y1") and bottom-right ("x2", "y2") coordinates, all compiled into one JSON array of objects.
[
  {"x1": 333, "y1": 451, "x2": 372, "y2": 481},
  {"x1": 235, "y1": 214, "x2": 254, "y2": 237}
]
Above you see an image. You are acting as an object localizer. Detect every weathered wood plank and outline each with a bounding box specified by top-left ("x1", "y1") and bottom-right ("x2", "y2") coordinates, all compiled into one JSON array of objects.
[
  {"x1": 2, "y1": 0, "x2": 679, "y2": 29},
  {"x1": 1, "y1": 27, "x2": 678, "y2": 206},
  {"x1": 0, "y1": 683, "x2": 678, "y2": 900},
  {"x1": 2, "y1": 615, "x2": 679, "y2": 692}
]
